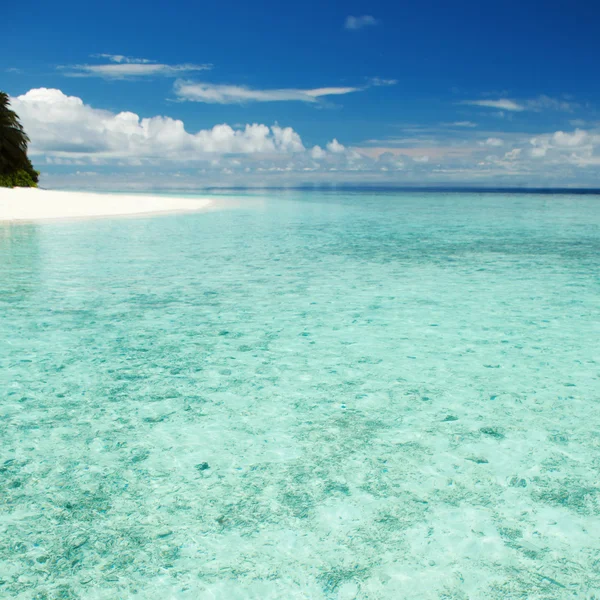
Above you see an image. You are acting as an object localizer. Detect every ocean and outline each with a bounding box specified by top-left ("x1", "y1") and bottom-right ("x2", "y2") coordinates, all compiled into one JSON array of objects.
[{"x1": 1, "y1": 190, "x2": 599, "y2": 598}]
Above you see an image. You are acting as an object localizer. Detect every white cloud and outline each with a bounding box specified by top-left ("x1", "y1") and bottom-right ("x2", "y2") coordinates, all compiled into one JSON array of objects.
[
  {"x1": 311, "y1": 145, "x2": 326, "y2": 159},
  {"x1": 174, "y1": 77, "x2": 396, "y2": 104},
  {"x1": 528, "y1": 128, "x2": 593, "y2": 159},
  {"x1": 530, "y1": 147, "x2": 547, "y2": 158},
  {"x1": 326, "y1": 139, "x2": 346, "y2": 153},
  {"x1": 504, "y1": 148, "x2": 521, "y2": 160},
  {"x1": 173, "y1": 80, "x2": 362, "y2": 104},
  {"x1": 61, "y1": 55, "x2": 212, "y2": 79},
  {"x1": 551, "y1": 129, "x2": 588, "y2": 147},
  {"x1": 344, "y1": 15, "x2": 379, "y2": 30},
  {"x1": 482, "y1": 137, "x2": 504, "y2": 147},
  {"x1": 448, "y1": 121, "x2": 478, "y2": 128},
  {"x1": 461, "y1": 95, "x2": 578, "y2": 113},
  {"x1": 369, "y1": 77, "x2": 398, "y2": 87},
  {"x1": 527, "y1": 95, "x2": 577, "y2": 113},
  {"x1": 461, "y1": 99, "x2": 526, "y2": 112},
  {"x1": 11, "y1": 88, "x2": 306, "y2": 159},
  {"x1": 11, "y1": 88, "x2": 405, "y2": 186},
  {"x1": 93, "y1": 54, "x2": 154, "y2": 64},
  {"x1": 11, "y1": 88, "x2": 600, "y2": 187}
]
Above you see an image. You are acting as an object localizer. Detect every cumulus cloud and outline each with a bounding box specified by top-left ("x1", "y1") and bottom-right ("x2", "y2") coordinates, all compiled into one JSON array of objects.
[
  {"x1": 528, "y1": 128, "x2": 593, "y2": 159},
  {"x1": 10, "y1": 88, "x2": 600, "y2": 187},
  {"x1": 504, "y1": 148, "x2": 521, "y2": 160},
  {"x1": 173, "y1": 80, "x2": 362, "y2": 104},
  {"x1": 12, "y1": 88, "x2": 420, "y2": 187},
  {"x1": 61, "y1": 55, "x2": 212, "y2": 79},
  {"x1": 11, "y1": 88, "x2": 306, "y2": 159},
  {"x1": 482, "y1": 137, "x2": 504, "y2": 147},
  {"x1": 326, "y1": 139, "x2": 346, "y2": 153},
  {"x1": 551, "y1": 129, "x2": 588, "y2": 147},
  {"x1": 311, "y1": 145, "x2": 326, "y2": 159},
  {"x1": 344, "y1": 15, "x2": 379, "y2": 30}
]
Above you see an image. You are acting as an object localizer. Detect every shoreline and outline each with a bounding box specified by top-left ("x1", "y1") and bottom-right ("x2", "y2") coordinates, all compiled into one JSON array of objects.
[{"x1": 0, "y1": 187, "x2": 213, "y2": 223}]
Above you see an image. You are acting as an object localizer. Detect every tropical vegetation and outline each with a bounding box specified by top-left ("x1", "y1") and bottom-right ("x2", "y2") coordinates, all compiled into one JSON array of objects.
[{"x1": 0, "y1": 91, "x2": 39, "y2": 187}]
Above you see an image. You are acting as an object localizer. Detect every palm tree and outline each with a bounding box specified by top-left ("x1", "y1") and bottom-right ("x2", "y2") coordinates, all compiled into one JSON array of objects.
[
  {"x1": 0, "y1": 91, "x2": 38, "y2": 185},
  {"x1": 0, "y1": 91, "x2": 30, "y2": 175}
]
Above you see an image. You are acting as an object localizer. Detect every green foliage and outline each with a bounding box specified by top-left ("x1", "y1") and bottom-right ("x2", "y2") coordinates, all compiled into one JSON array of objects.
[
  {"x1": 0, "y1": 90, "x2": 38, "y2": 187},
  {"x1": 0, "y1": 169, "x2": 39, "y2": 188}
]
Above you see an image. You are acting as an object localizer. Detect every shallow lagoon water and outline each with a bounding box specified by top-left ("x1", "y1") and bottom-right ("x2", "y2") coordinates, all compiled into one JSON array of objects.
[{"x1": 1, "y1": 191, "x2": 599, "y2": 599}]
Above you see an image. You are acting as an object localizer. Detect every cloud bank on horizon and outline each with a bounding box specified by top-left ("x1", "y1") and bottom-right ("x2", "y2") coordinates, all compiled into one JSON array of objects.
[{"x1": 10, "y1": 87, "x2": 600, "y2": 189}]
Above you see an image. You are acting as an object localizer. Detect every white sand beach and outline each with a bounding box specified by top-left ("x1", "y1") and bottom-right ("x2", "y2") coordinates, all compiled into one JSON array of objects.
[{"x1": 0, "y1": 187, "x2": 213, "y2": 222}]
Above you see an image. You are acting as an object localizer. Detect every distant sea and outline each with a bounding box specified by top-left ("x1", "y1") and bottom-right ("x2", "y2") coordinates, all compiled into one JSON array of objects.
[{"x1": 1, "y1": 189, "x2": 599, "y2": 599}]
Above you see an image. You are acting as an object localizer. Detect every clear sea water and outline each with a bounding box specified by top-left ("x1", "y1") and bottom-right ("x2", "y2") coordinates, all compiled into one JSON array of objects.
[{"x1": 1, "y1": 190, "x2": 600, "y2": 599}]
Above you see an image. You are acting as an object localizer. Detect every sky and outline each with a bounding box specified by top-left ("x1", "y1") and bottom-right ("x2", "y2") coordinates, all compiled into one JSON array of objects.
[{"x1": 3, "y1": 0, "x2": 600, "y2": 189}]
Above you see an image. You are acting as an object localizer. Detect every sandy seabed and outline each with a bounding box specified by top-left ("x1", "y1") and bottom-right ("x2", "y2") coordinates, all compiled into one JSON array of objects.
[{"x1": 0, "y1": 187, "x2": 213, "y2": 222}]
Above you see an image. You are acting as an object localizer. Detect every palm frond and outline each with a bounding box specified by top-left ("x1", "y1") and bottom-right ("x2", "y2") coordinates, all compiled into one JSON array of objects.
[{"x1": 0, "y1": 91, "x2": 31, "y2": 174}]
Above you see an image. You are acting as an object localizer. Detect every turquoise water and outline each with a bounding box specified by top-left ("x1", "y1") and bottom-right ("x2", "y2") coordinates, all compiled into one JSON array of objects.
[{"x1": 1, "y1": 191, "x2": 600, "y2": 599}]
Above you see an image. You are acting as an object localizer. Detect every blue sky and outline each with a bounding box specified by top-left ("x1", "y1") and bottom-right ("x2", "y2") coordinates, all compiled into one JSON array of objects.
[{"x1": 3, "y1": 0, "x2": 600, "y2": 188}]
